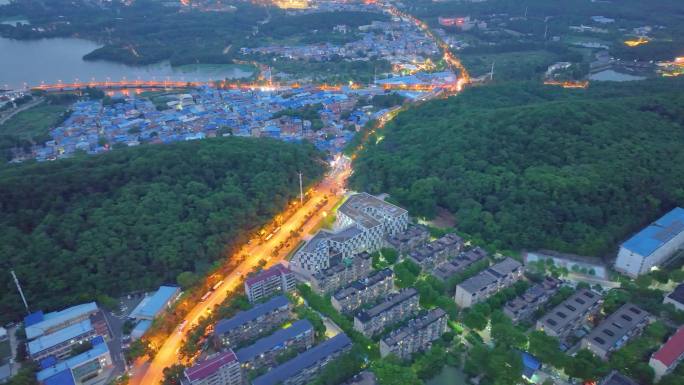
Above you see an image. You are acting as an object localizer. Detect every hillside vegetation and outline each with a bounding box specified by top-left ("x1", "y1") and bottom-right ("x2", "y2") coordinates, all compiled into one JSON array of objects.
[
  {"x1": 0, "y1": 137, "x2": 325, "y2": 322},
  {"x1": 350, "y1": 80, "x2": 684, "y2": 256}
]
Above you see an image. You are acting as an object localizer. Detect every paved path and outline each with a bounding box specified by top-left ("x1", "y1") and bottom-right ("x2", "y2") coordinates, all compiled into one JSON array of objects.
[{"x1": 0, "y1": 97, "x2": 44, "y2": 126}]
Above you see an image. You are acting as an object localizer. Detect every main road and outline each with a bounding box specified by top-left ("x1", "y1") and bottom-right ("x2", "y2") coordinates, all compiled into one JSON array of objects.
[{"x1": 129, "y1": 158, "x2": 350, "y2": 385}]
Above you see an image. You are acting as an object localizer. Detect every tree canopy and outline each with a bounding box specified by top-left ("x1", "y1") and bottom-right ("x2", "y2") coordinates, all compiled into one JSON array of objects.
[{"x1": 0, "y1": 137, "x2": 325, "y2": 322}]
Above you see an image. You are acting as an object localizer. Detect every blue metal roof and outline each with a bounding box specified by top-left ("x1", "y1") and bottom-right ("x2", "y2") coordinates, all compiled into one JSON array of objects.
[
  {"x1": 252, "y1": 333, "x2": 351, "y2": 385},
  {"x1": 235, "y1": 319, "x2": 313, "y2": 362},
  {"x1": 622, "y1": 207, "x2": 684, "y2": 257},
  {"x1": 28, "y1": 319, "x2": 93, "y2": 356},
  {"x1": 129, "y1": 286, "x2": 179, "y2": 320},
  {"x1": 42, "y1": 369, "x2": 75, "y2": 385},
  {"x1": 25, "y1": 302, "x2": 97, "y2": 340},
  {"x1": 215, "y1": 295, "x2": 290, "y2": 336},
  {"x1": 37, "y1": 340, "x2": 110, "y2": 381},
  {"x1": 521, "y1": 351, "x2": 541, "y2": 379}
]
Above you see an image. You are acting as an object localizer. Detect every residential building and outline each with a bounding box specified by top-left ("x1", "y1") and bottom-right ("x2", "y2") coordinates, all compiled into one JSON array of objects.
[
  {"x1": 214, "y1": 295, "x2": 291, "y2": 349},
  {"x1": 386, "y1": 225, "x2": 429, "y2": 254},
  {"x1": 244, "y1": 264, "x2": 296, "y2": 303},
  {"x1": 354, "y1": 288, "x2": 420, "y2": 337},
  {"x1": 598, "y1": 371, "x2": 639, "y2": 385},
  {"x1": 331, "y1": 269, "x2": 394, "y2": 314},
  {"x1": 432, "y1": 247, "x2": 488, "y2": 282},
  {"x1": 37, "y1": 336, "x2": 112, "y2": 385},
  {"x1": 310, "y1": 252, "x2": 372, "y2": 294},
  {"x1": 536, "y1": 289, "x2": 602, "y2": 340},
  {"x1": 25, "y1": 302, "x2": 99, "y2": 341},
  {"x1": 379, "y1": 308, "x2": 448, "y2": 359},
  {"x1": 184, "y1": 350, "x2": 242, "y2": 385},
  {"x1": 235, "y1": 319, "x2": 314, "y2": 370},
  {"x1": 649, "y1": 326, "x2": 684, "y2": 381},
  {"x1": 454, "y1": 258, "x2": 523, "y2": 308},
  {"x1": 252, "y1": 333, "x2": 352, "y2": 385},
  {"x1": 129, "y1": 286, "x2": 180, "y2": 321},
  {"x1": 28, "y1": 320, "x2": 98, "y2": 361},
  {"x1": 408, "y1": 233, "x2": 464, "y2": 270},
  {"x1": 504, "y1": 276, "x2": 562, "y2": 323},
  {"x1": 663, "y1": 283, "x2": 684, "y2": 312},
  {"x1": 615, "y1": 207, "x2": 684, "y2": 277},
  {"x1": 580, "y1": 303, "x2": 651, "y2": 360},
  {"x1": 291, "y1": 193, "x2": 408, "y2": 275}
]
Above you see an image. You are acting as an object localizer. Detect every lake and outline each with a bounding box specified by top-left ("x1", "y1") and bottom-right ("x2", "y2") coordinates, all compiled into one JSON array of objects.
[
  {"x1": 0, "y1": 37, "x2": 254, "y2": 89},
  {"x1": 427, "y1": 366, "x2": 467, "y2": 385}
]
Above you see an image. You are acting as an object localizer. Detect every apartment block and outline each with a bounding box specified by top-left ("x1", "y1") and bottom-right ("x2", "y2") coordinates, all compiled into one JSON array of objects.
[
  {"x1": 379, "y1": 308, "x2": 448, "y2": 359},
  {"x1": 581, "y1": 303, "x2": 651, "y2": 360},
  {"x1": 214, "y1": 295, "x2": 291, "y2": 349},
  {"x1": 432, "y1": 247, "x2": 488, "y2": 282},
  {"x1": 252, "y1": 333, "x2": 352, "y2": 385},
  {"x1": 331, "y1": 269, "x2": 394, "y2": 314},
  {"x1": 503, "y1": 276, "x2": 562, "y2": 323},
  {"x1": 649, "y1": 326, "x2": 684, "y2": 381},
  {"x1": 386, "y1": 225, "x2": 430, "y2": 254},
  {"x1": 408, "y1": 233, "x2": 464, "y2": 270},
  {"x1": 184, "y1": 350, "x2": 242, "y2": 385},
  {"x1": 310, "y1": 252, "x2": 372, "y2": 295},
  {"x1": 354, "y1": 288, "x2": 419, "y2": 337},
  {"x1": 235, "y1": 319, "x2": 314, "y2": 370},
  {"x1": 454, "y1": 258, "x2": 523, "y2": 308},
  {"x1": 536, "y1": 289, "x2": 602, "y2": 340},
  {"x1": 245, "y1": 263, "x2": 296, "y2": 303}
]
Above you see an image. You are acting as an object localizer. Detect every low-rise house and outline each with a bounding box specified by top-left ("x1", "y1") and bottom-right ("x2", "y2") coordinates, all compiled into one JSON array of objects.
[
  {"x1": 379, "y1": 308, "x2": 447, "y2": 359},
  {"x1": 454, "y1": 257, "x2": 523, "y2": 308},
  {"x1": 536, "y1": 289, "x2": 602, "y2": 340},
  {"x1": 331, "y1": 269, "x2": 394, "y2": 313},
  {"x1": 649, "y1": 326, "x2": 684, "y2": 381},
  {"x1": 129, "y1": 286, "x2": 180, "y2": 321},
  {"x1": 252, "y1": 333, "x2": 352, "y2": 385},
  {"x1": 386, "y1": 225, "x2": 429, "y2": 254},
  {"x1": 36, "y1": 336, "x2": 112, "y2": 385},
  {"x1": 432, "y1": 247, "x2": 488, "y2": 282},
  {"x1": 214, "y1": 295, "x2": 291, "y2": 349},
  {"x1": 663, "y1": 283, "x2": 684, "y2": 312},
  {"x1": 504, "y1": 276, "x2": 562, "y2": 323},
  {"x1": 245, "y1": 264, "x2": 296, "y2": 303},
  {"x1": 580, "y1": 303, "x2": 651, "y2": 360},
  {"x1": 184, "y1": 350, "x2": 242, "y2": 385},
  {"x1": 236, "y1": 319, "x2": 314, "y2": 370},
  {"x1": 408, "y1": 233, "x2": 464, "y2": 270},
  {"x1": 354, "y1": 288, "x2": 419, "y2": 337},
  {"x1": 310, "y1": 252, "x2": 372, "y2": 294}
]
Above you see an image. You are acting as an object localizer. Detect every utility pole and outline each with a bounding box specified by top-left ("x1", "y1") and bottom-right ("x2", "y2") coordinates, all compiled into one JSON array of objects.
[
  {"x1": 490, "y1": 61, "x2": 496, "y2": 81},
  {"x1": 298, "y1": 172, "x2": 304, "y2": 205},
  {"x1": 11, "y1": 270, "x2": 30, "y2": 314}
]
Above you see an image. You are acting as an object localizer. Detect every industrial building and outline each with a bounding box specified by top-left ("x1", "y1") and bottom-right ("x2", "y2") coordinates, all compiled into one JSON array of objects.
[
  {"x1": 354, "y1": 288, "x2": 419, "y2": 337},
  {"x1": 28, "y1": 320, "x2": 98, "y2": 362},
  {"x1": 36, "y1": 336, "x2": 112, "y2": 385},
  {"x1": 25, "y1": 303, "x2": 99, "y2": 342},
  {"x1": 454, "y1": 258, "x2": 523, "y2": 308},
  {"x1": 615, "y1": 207, "x2": 684, "y2": 277},
  {"x1": 244, "y1": 263, "x2": 296, "y2": 303},
  {"x1": 580, "y1": 303, "x2": 651, "y2": 360},
  {"x1": 214, "y1": 295, "x2": 291, "y2": 349},
  {"x1": 536, "y1": 289, "x2": 602, "y2": 340},
  {"x1": 379, "y1": 308, "x2": 448, "y2": 359},
  {"x1": 128, "y1": 286, "x2": 180, "y2": 321}
]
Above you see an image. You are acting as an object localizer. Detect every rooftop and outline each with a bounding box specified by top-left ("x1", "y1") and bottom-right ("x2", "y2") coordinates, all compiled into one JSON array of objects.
[
  {"x1": 651, "y1": 325, "x2": 684, "y2": 367},
  {"x1": 185, "y1": 350, "x2": 238, "y2": 382},
  {"x1": 621, "y1": 207, "x2": 684, "y2": 257},
  {"x1": 25, "y1": 302, "x2": 98, "y2": 340},
  {"x1": 356, "y1": 288, "x2": 418, "y2": 323},
  {"x1": 215, "y1": 295, "x2": 290, "y2": 336},
  {"x1": 381, "y1": 308, "x2": 446, "y2": 346},
  {"x1": 28, "y1": 319, "x2": 94, "y2": 356},
  {"x1": 252, "y1": 333, "x2": 352, "y2": 385},
  {"x1": 458, "y1": 258, "x2": 521, "y2": 293},
  {"x1": 333, "y1": 268, "x2": 393, "y2": 300},
  {"x1": 538, "y1": 289, "x2": 601, "y2": 333},
  {"x1": 42, "y1": 369, "x2": 75, "y2": 385},
  {"x1": 246, "y1": 263, "x2": 291, "y2": 287},
  {"x1": 338, "y1": 192, "x2": 407, "y2": 230},
  {"x1": 235, "y1": 319, "x2": 313, "y2": 362},
  {"x1": 37, "y1": 337, "x2": 109, "y2": 381},
  {"x1": 599, "y1": 371, "x2": 639, "y2": 385},
  {"x1": 666, "y1": 283, "x2": 684, "y2": 306},
  {"x1": 583, "y1": 303, "x2": 650, "y2": 351},
  {"x1": 129, "y1": 286, "x2": 179, "y2": 320}
]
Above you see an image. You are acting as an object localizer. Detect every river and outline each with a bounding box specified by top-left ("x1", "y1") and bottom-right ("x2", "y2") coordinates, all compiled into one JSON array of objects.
[{"x1": 0, "y1": 37, "x2": 254, "y2": 89}]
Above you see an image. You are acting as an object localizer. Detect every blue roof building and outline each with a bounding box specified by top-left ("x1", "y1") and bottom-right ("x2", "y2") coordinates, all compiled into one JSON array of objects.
[
  {"x1": 616, "y1": 207, "x2": 684, "y2": 277},
  {"x1": 520, "y1": 351, "x2": 541, "y2": 381},
  {"x1": 37, "y1": 337, "x2": 112, "y2": 385},
  {"x1": 29, "y1": 320, "x2": 96, "y2": 361},
  {"x1": 215, "y1": 295, "x2": 290, "y2": 337},
  {"x1": 129, "y1": 286, "x2": 180, "y2": 320},
  {"x1": 252, "y1": 333, "x2": 352, "y2": 385},
  {"x1": 25, "y1": 302, "x2": 98, "y2": 341}
]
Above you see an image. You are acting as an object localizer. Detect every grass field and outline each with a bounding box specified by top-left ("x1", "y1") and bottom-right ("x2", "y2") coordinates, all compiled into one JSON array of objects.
[
  {"x1": 0, "y1": 103, "x2": 67, "y2": 141},
  {"x1": 460, "y1": 50, "x2": 560, "y2": 81}
]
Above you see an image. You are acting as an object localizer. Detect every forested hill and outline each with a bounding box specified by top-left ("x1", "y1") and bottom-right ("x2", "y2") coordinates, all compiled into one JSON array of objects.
[
  {"x1": 350, "y1": 79, "x2": 684, "y2": 257},
  {"x1": 0, "y1": 138, "x2": 325, "y2": 322}
]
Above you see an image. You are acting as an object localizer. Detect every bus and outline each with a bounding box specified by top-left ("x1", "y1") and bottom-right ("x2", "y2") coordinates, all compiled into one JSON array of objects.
[
  {"x1": 200, "y1": 292, "x2": 212, "y2": 302},
  {"x1": 265, "y1": 233, "x2": 274, "y2": 241},
  {"x1": 212, "y1": 280, "x2": 224, "y2": 291}
]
